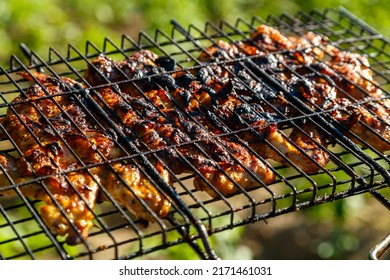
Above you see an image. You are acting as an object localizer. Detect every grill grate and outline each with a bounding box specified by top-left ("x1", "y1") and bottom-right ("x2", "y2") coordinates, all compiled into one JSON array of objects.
[{"x1": 0, "y1": 7, "x2": 389, "y2": 260}]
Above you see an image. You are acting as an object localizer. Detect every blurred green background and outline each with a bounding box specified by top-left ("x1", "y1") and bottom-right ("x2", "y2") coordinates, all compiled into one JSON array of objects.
[
  {"x1": 0, "y1": 0, "x2": 389, "y2": 66},
  {"x1": 0, "y1": 0, "x2": 389, "y2": 260}
]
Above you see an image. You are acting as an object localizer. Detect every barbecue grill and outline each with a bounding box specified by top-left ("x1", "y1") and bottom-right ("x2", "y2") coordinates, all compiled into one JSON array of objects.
[{"x1": 0, "y1": 7, "x2": 389, "y2": 260}]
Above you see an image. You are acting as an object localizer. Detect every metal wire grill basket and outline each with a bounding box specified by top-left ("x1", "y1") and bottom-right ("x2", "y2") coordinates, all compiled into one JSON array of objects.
[{"x1": 0, "y1": 7, "x2": 389, "y2": 260}]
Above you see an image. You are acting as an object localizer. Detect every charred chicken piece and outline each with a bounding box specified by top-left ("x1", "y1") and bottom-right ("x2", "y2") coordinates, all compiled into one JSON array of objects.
[
  {"x1": 212, "y1": 86, "x2": 329, "y2": 174},
  {"x1": 102, "y1": 159, "x2": 173, "y2": 219},
  {"x1": 92, "y1": 85, "x2": 275, "y2": 197},
  {"x1": 204, "y1": 25, "x2": 390, "y2": 154},
  {"x1": 250, "y1": 24, "x2": 329, "y2": 63},
  {"x1": 192, "y1": 139, "x2": 275, "y2": 197},
  {"x1": 84, "y1": 51, "x2": 176, "y2": 96},
  {"x1": 324, "y1": 46, "x2": 382, "y2": 99},
  {"x1": 198, "y1": 40, "x2": 246, "y2": 62},
  {"x1": 197, "y1": 42, "x2": 329, "y2": 173},
  {"x1": 142, "y1": 74, "x2": 326, "y2": 175},
  {"x1": 310, "y1": 59, "x2": 382, "y2": 100},
  {"x1": 249, "y1": 25, "x2": 383, "y2": 100},
  {"x1": 0, "y1": 72, "x2": 171, "y2": 244},
  {"x1": 201, "y1": 25, "x2": 327, "y2": 64},
  {"x1": 324, "y1": 98, "x2": 390, "y2": 152},
  {"x1": 0, "y1": 73, "x2": 103, "y2": 244},
  {"x1": 291, "y1": 79, "x2": 390, "y2": 152}
]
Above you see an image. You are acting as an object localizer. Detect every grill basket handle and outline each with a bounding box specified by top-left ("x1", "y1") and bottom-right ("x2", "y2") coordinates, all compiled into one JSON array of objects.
[{"x1": 369, "y1": 232, "x2": 390, "y2": 260}]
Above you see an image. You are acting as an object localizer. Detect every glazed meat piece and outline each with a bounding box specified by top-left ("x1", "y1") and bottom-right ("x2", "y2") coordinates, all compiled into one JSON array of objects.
[
  {"x1": 198, "y1": 40, "x2": 246, "y2": 62},
  {"x1": 200, "y1": 25, "x2": 327, "y2": 64},
  {"x1": 250, "y1": 24, "x2": 295, "y2": 52},
  {"x1": 0, "y1": 72, "x2": 172, "y2": 244},
  {"x1": 201, "y1": 24, "x2": 327, "y2": 67},
  {"x1": 324, "y1": 98, "x2": 390, "y2": 152},
  {"x1": 248, "y1": 25, "x2": 383, "y2": 100},
  {"x1": 291, "y1": 78, "x2": 390, "y2": 152},
  {"x1": 324, "y1": 46, "x2": 383, "y2": 99},
  {"x1": 102, "y1": 159, "x2": 172, "y2": 219},
  {"x1": 192, "y1": 139, "x2": 275, "y2": 197},
  {"x1": 0, "y1": 73, "x2": 103, "y2": 244}
]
